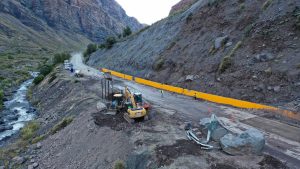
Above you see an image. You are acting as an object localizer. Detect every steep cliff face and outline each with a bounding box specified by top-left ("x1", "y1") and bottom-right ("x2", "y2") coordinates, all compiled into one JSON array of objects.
[
  {"x1": 88, "y1": 0, "x2": 300, "y2": 108},
  {"x1": 15, "y1": 0, "x2": 142, "y2": 42}
]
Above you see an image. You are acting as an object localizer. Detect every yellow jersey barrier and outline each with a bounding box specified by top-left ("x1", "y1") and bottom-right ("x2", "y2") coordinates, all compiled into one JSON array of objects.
[{"x1": 101, "y1": 68, "x2": 300, "y2": 121}]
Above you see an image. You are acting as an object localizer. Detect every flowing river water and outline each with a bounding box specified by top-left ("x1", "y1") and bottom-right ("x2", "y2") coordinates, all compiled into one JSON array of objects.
[{"x1": 0, "y1": 72, "x2": 38, "y2": 142}]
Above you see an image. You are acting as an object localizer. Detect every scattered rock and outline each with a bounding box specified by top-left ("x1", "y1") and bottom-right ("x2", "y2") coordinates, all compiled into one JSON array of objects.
[
  {"x1": 13, "y1": 156, "x2": 26, "y2": 164},
  {"x1": 185, "y1": 75, "x2": 199, "y2": 82},
  {"x1": 274, "y1": 86, "x2": 281, "y2": 93},
  {"x1": 28, "y1": 163, "x2": 39, "y2": 169},
  {"x1": 33, "y1": 163, "x2": 39, "y2": 168},
  {"x1": 220, "y1": 129, "x2": 265, "y2": 155},
  {"x1": 36, "y1": 143, "x2": 42, "y2": 149},
  {"x1": 0, "y1": 125, "x2": 13, "y2": 132},
  {"x1": 225, "y1": 41, "x2": 233, "y2": 47},
  {"x1": 267, "y1": 86, "x2": 273, "y2": 91},
  {"x1": 214, "y1": 36, "x2": 229, "y2": 49},
  {"x1": 264, "y1": 67, "x2": 272, "y2": 74},
  {"x1": 254, "y1": 53, "x2": 274, "y2": 62},
  {"x1": 30, "y1": 159, "x2": 35, "y2": 163},
  {"x1": 6, "y1": 114, "x2": 20, "y2": 121}
]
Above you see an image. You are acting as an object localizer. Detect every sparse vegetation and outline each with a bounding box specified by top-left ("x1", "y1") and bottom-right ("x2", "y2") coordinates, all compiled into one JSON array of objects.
[
  {"x1": 106, "y1": 37, "x2": 117, "y2": 49},
  {"x1": 218, "y1": 56, "x2": 232, "y2": 73},
  {"x1": 123, "y1": 26, "x2": 132, "y2": 37},
  {"x1": 114, "y1": 160, "x2": 125, "y2": 169},
  {"x1": 53, "y1": 53, "x2": 71, "y2": 65},
  {"x1": 208, "y1": 0, "x2": 223, "y2": 7},
  {"x1": 153, "y1": 58, "x2": 165, "y2": 71},
  {"x1": 218, "y1": 41, "x2": 242, "y2": 73},
  {"x1": 33, "y1": 75, "x2": 45, "y2": 85},
  {"x1": 32, "y1": 134, "x2": 47, "y2": 144},
  {"x1": 39, "y1": 65, "x2": 53, "y2": 76},
  {"x1": 297, "y1": 63, "x2": 300, "y2": 69},
  {"x1": 186, "y1": 13, "x2": 193, "y2": 23},
  {"x1": 83, "y1": 44, "x2": 98, "y2": 58},
  {"x1": 262, "y1": 0, "x2": 273, "y2": 10},
  {"x1": 244, "y1": 24, "x2": 254, "y2": 37},
  {"x1": 20, "y1": 121, "x2": 40, "y2": 141},
  {"x1": 240, "y1": 3, "x2": 245, "y2": 10},
  {"x1": 0, "y1": 89, "x2": 3, "y2": 110},
  {"x1": 50, "y1": 117, "x2": 73, "y2": 135},
  {"x1": 48, "y1": 73, "x2": 57, "y2": 83},
  {"x1": 293, "y1": 7, "x2": 300, "y2": 30}
]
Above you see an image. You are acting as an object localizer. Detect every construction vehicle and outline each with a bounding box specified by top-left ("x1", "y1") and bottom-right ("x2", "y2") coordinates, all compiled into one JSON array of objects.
[{"x1": 109, "y1": 86, "x2": 149, "y2": 123}]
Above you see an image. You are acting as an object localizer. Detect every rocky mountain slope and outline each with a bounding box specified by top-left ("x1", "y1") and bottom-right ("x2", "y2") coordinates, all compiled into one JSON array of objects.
[
  {"x1": 0, "y1": 0, "x2": 142, "y2": 104},
  {"x1": 88, "y1": 0, "x2": 300, "y2": 109}
]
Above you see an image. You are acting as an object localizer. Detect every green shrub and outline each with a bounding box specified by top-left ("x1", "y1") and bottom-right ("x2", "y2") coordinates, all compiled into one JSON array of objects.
[
  {"x1": 297, "y1": 63, "x2": 300, "y2": 69},
  {"x1": 31, "y1": 134, "x2": 46, "y2": 144},
  {"x1": 262, "y1": 0, "x2": 273, "y2": 10},
  {"x1": 98, "y1": 44, "x2": 106, "y2": 49},
  {"x1": 153, "y1": 58, "x2": 165, "y2": 71},
  {"x1": 293, "y1": 7, "x2": 300, "y2": 30},
  {"x1": 48, "y1": 73, "x2": 57, "y2": 83},
  {"x1": 53, "y1": 53, "x2": 71, "y2": 65},
  {"x1": 218, "y1": 56, "x2": 232, "y2": 73},
  {"x1": 244, "y1": 24, "x2": 254, "y2": 37},
  {"x1": 123, "y1": 26, "x2": 132, "y2": 37},
  {"x1": 33, "y1": 75, "x2": 45, "y2": 85},
  {"x1": 0, "y1": 89, "x2": 3, "y2": 110},
  {"x1": 218, "y1": 41, "x2": 242, "y2": 73},
  {"x1": 114, "y1": 160, "x2": 125, "y2": 169},
  {"x1": 21, "y1": 121, "x2": 40, "y2": 141},
  {"x1": 39, "y1": 65, "x2": 53, "y2": 76},
  {"x1": 186, "y1": 13, "x2": 193, "y2": 23},
  {"x1": 83, "y1": 44, "x2": 98, "y2": 58},
  {"x1": 50, "y1": 117, "x2": 73, "y2": 135},
  {"x1": 106, "y1": 37, "x2": 117, "y2": 49}
]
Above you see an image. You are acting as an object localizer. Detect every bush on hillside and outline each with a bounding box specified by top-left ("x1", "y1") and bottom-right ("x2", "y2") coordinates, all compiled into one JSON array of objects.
[
  {"x1": 21, "y1": 121, "x2": 40, "y2": 141},
  {"x1": 53, "y1": 53, "x2": 71, "y2": 65},
  {"x1": 0, "y1": 89, "x2": 3, "y2": 109},
  {"x1": 123, "y1": 26, "x2": 132, "y2": 37},
  {"x1": 114, "y1": 160, "x2": 125, "y2": 169},
  {"x1": 106, "y1": 37, "x2": 117, "y2": 49},
  {"x1": 33, "y1": 75, "x2": 45, "y2": 85},
  {"x1": 83, "y1": 44, "x2": 98, "y2": 58},
  {"x1": 39, "y1": 65, "x2": 53, "y2": 76}
]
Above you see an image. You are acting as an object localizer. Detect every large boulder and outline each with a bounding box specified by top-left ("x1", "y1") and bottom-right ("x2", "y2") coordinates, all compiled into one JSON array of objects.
[
  {"x1": 199, "y1": 115, "x2": 228, "y2": 142},
  {"x1": 220, "y1": 129, "x2": 265, "y2": 155}
]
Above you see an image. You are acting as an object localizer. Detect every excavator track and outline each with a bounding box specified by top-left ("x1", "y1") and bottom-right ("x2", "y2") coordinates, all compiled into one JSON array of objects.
[{"x1": 123, "y1": 113, "x2": 135, "y2": 124}]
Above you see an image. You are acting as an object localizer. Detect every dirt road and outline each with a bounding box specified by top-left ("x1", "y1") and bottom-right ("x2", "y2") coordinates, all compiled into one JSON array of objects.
[{"x1": 71, "y1": 53, "x2": 300, "y2": 169}]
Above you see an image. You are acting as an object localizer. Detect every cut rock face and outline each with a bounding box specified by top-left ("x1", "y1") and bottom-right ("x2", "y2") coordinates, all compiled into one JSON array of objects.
[{"x1": 220, "y1": 129, "x2": 265, "y2": 155}]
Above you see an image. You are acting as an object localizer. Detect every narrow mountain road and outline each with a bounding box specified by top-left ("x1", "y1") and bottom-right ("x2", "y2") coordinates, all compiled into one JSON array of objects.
[{"x1": 71, "y1": 53, "x2": 300, "y2": 169}]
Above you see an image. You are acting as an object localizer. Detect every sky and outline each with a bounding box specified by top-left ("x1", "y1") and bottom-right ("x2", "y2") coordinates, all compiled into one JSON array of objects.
[{"x1": 115, "y1": 0, "x2": 181, "y2": 25}]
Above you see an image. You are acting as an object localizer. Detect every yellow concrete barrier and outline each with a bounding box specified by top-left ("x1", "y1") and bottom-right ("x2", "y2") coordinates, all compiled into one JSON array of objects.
[{"x1": 100, "y1": 68, "x2": 300, "y2": 121}]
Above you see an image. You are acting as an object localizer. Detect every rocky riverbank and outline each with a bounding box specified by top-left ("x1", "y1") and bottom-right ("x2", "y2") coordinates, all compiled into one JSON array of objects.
[{"x1": 0, "y1": 72, "x2": 38, "y2": 145}]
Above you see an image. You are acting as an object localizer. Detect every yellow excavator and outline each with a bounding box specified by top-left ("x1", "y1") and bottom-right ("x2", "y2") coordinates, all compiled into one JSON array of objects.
[{"x1": 110, "y1": 86, "x2": 149, "y2": 123}]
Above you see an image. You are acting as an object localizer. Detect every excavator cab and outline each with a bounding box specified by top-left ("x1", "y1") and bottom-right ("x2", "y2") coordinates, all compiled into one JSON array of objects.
[
  {"x1": 134, "y1": 93, "x2": 143, "y2": 104},
  {"x1": 111, "y1": 93, "x2": 125, "y2": 112}
]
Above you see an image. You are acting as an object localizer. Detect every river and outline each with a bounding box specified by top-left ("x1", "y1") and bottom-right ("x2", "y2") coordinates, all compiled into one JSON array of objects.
[{"x1": 0, "y1": 72, "x2": 38, "y2": 142}]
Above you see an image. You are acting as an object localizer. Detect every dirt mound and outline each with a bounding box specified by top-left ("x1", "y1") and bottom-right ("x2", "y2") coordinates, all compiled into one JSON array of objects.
[{"x1": 155, "y1": 139, "x2": 203, "y2": 166}]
